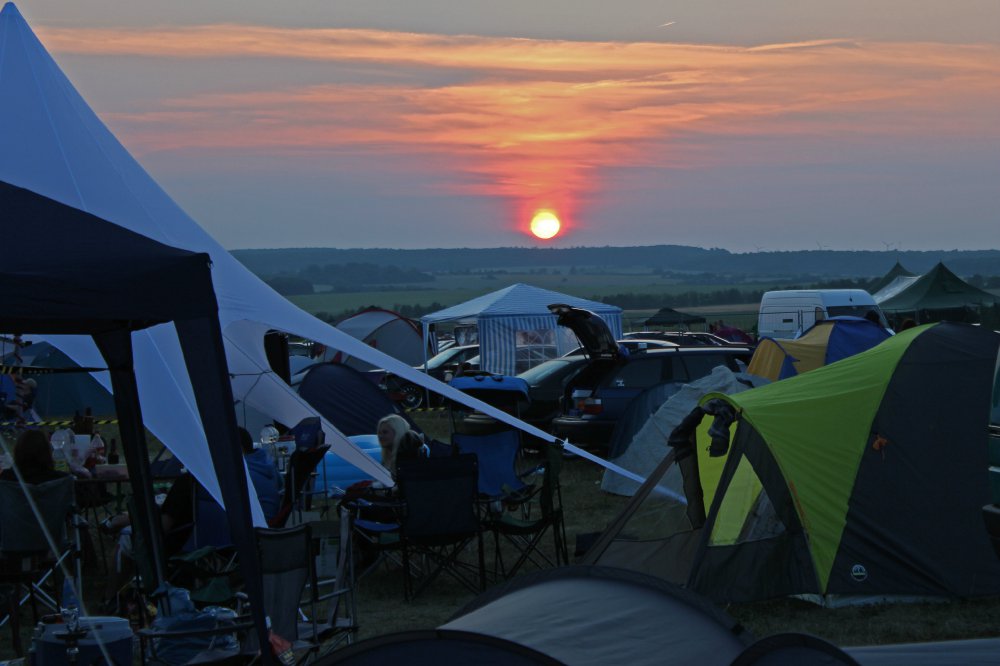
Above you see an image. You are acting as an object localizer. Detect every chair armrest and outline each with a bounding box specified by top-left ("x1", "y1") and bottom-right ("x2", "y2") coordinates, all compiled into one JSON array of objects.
[{"x1": 137, "y1": 617, "x2": 254, "y2": 641}]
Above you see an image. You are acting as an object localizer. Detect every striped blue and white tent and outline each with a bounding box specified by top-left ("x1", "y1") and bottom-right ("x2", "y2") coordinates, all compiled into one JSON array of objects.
[{"x1": 421, "y1": 284, "x2": 623, "y2": 376}]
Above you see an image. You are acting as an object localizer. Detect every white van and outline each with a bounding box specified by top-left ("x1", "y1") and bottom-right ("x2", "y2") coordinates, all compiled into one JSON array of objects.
[{"x1": 758, "y1": 289, "x2": 887, "y2": 339}]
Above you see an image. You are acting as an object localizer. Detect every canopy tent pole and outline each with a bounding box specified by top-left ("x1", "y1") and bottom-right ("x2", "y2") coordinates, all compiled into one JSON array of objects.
[
  {"x1": 176, "y1": 316, "x2": 273, "y2": 664},
  {"x1": 93, "y1": 329, "x2": 167, "y2": 589}
]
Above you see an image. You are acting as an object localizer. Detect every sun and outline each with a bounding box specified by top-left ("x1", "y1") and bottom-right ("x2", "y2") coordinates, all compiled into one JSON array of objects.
[{"x1": 530, "y1": 210, "x2": 561, "y2": 240}]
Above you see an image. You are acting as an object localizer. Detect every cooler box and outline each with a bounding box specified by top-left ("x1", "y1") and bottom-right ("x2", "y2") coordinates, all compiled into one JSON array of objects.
[
  {"x1": 313, "y1": 434, "x2": 382, "y2": 494},
  {"x1": 31, "y1": 616, "x2": 133, "y2": 666}
]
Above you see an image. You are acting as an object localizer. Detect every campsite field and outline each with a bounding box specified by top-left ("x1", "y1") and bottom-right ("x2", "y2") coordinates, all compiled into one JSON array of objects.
[
  {"x1": 347, "y1": 411, "x2": 1000, "y2": 650},
  {"x1": 287, "y1": 272, "x2": 764, "y2": 329}
]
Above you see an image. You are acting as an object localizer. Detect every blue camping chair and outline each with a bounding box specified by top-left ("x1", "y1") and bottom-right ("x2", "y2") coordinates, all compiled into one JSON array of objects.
[{"x1": 451, "y1": 430, "x2": 530, "y2": 501}]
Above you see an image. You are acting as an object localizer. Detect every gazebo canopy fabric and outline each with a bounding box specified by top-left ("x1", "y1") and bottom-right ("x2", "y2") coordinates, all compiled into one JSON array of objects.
[
  {"x1": 644, "y1": 307, "x2": 706, "y2": 328},
  {"x1": 0, "y1": 179, "x2": 272, "y2": 657},
  {"x1": 420, "y1": 284, "x2": 623, "y2": 376}
]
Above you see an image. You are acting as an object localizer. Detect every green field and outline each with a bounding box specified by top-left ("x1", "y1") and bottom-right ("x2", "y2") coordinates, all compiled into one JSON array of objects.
[{"x1": 288, "y1": 272, "x2": 764, "y2": 330}]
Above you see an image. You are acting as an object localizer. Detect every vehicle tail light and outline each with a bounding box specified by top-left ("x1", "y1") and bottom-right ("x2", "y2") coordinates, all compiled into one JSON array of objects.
[{"x1": 571, "y1": 389, "x2": 591, "y2": 413}]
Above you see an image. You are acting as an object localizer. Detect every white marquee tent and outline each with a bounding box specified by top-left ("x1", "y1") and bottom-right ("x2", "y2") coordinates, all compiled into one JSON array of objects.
[
  {"x1": 0, "y1": 3, "x2": 645, "y2": 522},
  {"x1": 421, "y1": 284, "x2": 623, "y2": 376}
]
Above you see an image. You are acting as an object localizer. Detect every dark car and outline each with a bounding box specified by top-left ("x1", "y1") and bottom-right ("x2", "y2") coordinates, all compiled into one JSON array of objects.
[
  {"x1": 621, "y1": 331, "x2": 737, "y2": 347},
  {"x1": 514, "y1": 354, "x2": 591, "y2": 431},
  {"x1": 562, "y1": 338, "x2": 677, "y2": 357},
  {"x1": 379, "y1": 344, "x2": 480, "y2": 408},
  {"x1": 548, "y1": 305, "x2": 752, "y2": 449}
]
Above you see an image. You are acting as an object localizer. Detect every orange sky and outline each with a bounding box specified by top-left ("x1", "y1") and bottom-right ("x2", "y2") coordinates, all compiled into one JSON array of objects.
[{"x1": 31, "y1": 20, "x2": 1000, "y2": 248}]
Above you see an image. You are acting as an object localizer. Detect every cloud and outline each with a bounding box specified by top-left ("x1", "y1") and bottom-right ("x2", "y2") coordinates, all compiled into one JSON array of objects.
[{"x1": 39, "y1": 24, "x2": 1000, "y2": 229}]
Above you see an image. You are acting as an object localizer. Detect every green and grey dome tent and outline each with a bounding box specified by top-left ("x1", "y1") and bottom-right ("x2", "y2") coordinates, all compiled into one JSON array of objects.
[{"x1": 587, "y1": 322, "x2": 1000, "y2": 605}]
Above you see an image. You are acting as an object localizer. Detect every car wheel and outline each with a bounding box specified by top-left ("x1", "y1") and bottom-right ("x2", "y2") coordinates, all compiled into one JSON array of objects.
[{"x1": 400, "y1": 383, "x2": 424, "y2": 410}]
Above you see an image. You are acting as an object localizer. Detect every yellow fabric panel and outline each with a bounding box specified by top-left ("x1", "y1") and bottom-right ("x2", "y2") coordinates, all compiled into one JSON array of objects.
[
  {"x1": 709, "y1": 455, "x2": 762, "y2": 546},
  {"x1": 747, "y1": 326, "x2": 835, "y2": 381},
  {"x1": 746, "y1": 339, "x2": 786, "y2": 381}
]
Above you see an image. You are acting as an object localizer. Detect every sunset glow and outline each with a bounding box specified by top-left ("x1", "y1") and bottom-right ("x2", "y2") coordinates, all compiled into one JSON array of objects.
[
  {"x1": 25, "y1": 7, "x2": 1000, "y2": 250},
  {"x1": 530, "y1": 211, "x2": 561, "y2": 240}
]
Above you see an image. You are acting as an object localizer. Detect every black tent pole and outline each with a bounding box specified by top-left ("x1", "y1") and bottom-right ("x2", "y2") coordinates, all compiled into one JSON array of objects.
[
  {"x1": 93, "y1": 329, "x2": 166, "y2": 589},
  {"x1": 175, "y1": 315, "x2": 274, "y2": 665}
]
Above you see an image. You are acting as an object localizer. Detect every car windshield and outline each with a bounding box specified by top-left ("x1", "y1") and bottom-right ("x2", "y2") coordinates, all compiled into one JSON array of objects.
[
  {"x1": 425, "y1": 346, "x2": 473, "y2": 370},
  {"x1": 517, "y1": 357, "x2": 579, "y2": 383}
]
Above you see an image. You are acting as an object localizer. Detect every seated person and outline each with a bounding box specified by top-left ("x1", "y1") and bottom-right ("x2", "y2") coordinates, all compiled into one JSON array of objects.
[
  {"x1": 0, "y1": 429, "x2": 69, "y2": 484},
  {"x1": 376, "y1": 414, "x2": 427, "y2": 480},
  {"x1": 239, "y1": 427, "x2": 281, "y2": 522},
  {"x1": 107, "y1": 427, "x2": 281, "y2": 553}
]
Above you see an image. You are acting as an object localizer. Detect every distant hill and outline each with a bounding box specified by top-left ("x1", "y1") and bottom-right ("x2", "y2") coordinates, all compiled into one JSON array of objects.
[{"x1": 232, "y1": 246, "x2": 1000, "y2": 280}]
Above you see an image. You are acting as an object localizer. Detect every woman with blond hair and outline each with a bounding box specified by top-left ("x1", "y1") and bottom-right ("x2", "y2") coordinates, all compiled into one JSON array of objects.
[{"x1": 376, "y1": 414, "x2": 426, "y2": 479}]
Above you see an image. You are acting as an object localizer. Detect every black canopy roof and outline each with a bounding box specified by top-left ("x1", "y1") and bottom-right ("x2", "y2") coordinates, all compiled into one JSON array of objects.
[
  {"x1": 1, "y1": 180, "x2": 217, "y2": 334},
  {"x1": 0, "y1": 179, "x2": 273, "y2": 661},
  {"x1": 645, "y1": 307, "x2": 707, "y2": 327}
]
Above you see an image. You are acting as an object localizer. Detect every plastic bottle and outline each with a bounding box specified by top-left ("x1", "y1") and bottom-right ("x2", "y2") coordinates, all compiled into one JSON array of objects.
[
  {"x1": 91, "y1": 432, "x2": 106, "y2": 462},
  {"x1": 61, "y1": 577, "x2": 80, "y2": 630}
]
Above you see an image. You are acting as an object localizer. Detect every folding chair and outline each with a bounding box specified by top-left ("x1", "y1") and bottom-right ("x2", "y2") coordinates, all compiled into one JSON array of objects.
[
  {"x1": 486, "y1": 440, "x2": 569, "y2": 580},
  {"x1": 0, "y1": 476, "x2": 82, "y2": 656},
  {"x1": 395, "y1": 454, "x2": 486, "y2": 600},
  {"x1": 452, "y1": 429, "x2": 533, "y2": 503},
  {"x1": 298, "y1": 510, "x2": 358, "y2": 655},
  {"x1": 164, "y1": 484, "x2": 243, "y2": 609},
  {"x1": 252, "y1": 524, "x2": 320, "y2": 663},
  {"x1": 270, "y1": 419, "x2": 331, "y2": 528}
]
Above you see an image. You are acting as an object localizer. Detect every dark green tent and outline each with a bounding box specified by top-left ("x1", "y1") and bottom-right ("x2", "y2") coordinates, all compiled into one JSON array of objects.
[
  {"x1": 644, "y1": 307, "x2": 706, "y2": 328},
  {"x1": 587, "y1": 322, "x2": 1000, "y2": 604},
  {"x1": 876, "y1": 262, "x2": 999, "y2": 324},
  {"x1": 870, "y1": 260, "x2": 916, "y2": 294}
]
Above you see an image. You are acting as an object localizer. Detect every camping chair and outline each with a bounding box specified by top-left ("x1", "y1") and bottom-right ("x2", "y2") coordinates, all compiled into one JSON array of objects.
[
  {"x1": 270, "y1": 419, "x2": 332, "y2": 528},
  {"x1": 0, "y1": 476, "x2": 82, "y2": 656},
  {"x1": 249, "y1": 524, "x2": 320, "y2": 663},
  {"x1": 299, "y1": 511, "x2": 358, "y2": 655},
  {"x1": 168, "y1": 485, "x2": 244, "y2": 608},
  {"x1": 451, "y1": 429, "x2": 537, "y2": 536},
  {"x1": 486, "y1": 440, "x2": 568, "y2": 580},
  {"x1": 348, "y1": 455, "x2": 485, "y2": 600},
  {"x1": 396, "y1": 454, "x2": 486, "y2": 599}
]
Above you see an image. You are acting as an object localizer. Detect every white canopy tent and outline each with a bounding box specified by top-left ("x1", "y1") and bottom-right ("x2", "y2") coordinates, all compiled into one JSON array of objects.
[
  {"x1": 0, "y1": 4, "x2": 647, "y2": 522},
  {"x1": 421, "y1": 284, "x2": 623, "y2": 376}
]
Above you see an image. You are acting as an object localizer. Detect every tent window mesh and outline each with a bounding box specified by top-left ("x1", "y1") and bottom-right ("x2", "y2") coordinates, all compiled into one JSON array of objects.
[{"x1": 708, "y1": 454, "x2": 784, "y2": 546}]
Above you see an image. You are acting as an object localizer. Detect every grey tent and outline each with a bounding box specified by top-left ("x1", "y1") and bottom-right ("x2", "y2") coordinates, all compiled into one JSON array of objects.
[
  {"x1": 323, "y1": 566, "x2": 859, "y2": 665},
  {"x1": 327, "y1": 566, "x2": 755, "y2": 665}
]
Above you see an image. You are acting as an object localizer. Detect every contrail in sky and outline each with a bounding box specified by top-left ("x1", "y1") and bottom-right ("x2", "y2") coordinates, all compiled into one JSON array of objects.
[{"x1": 659, "y1": 21, "x2": 676, "y2": 28}]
